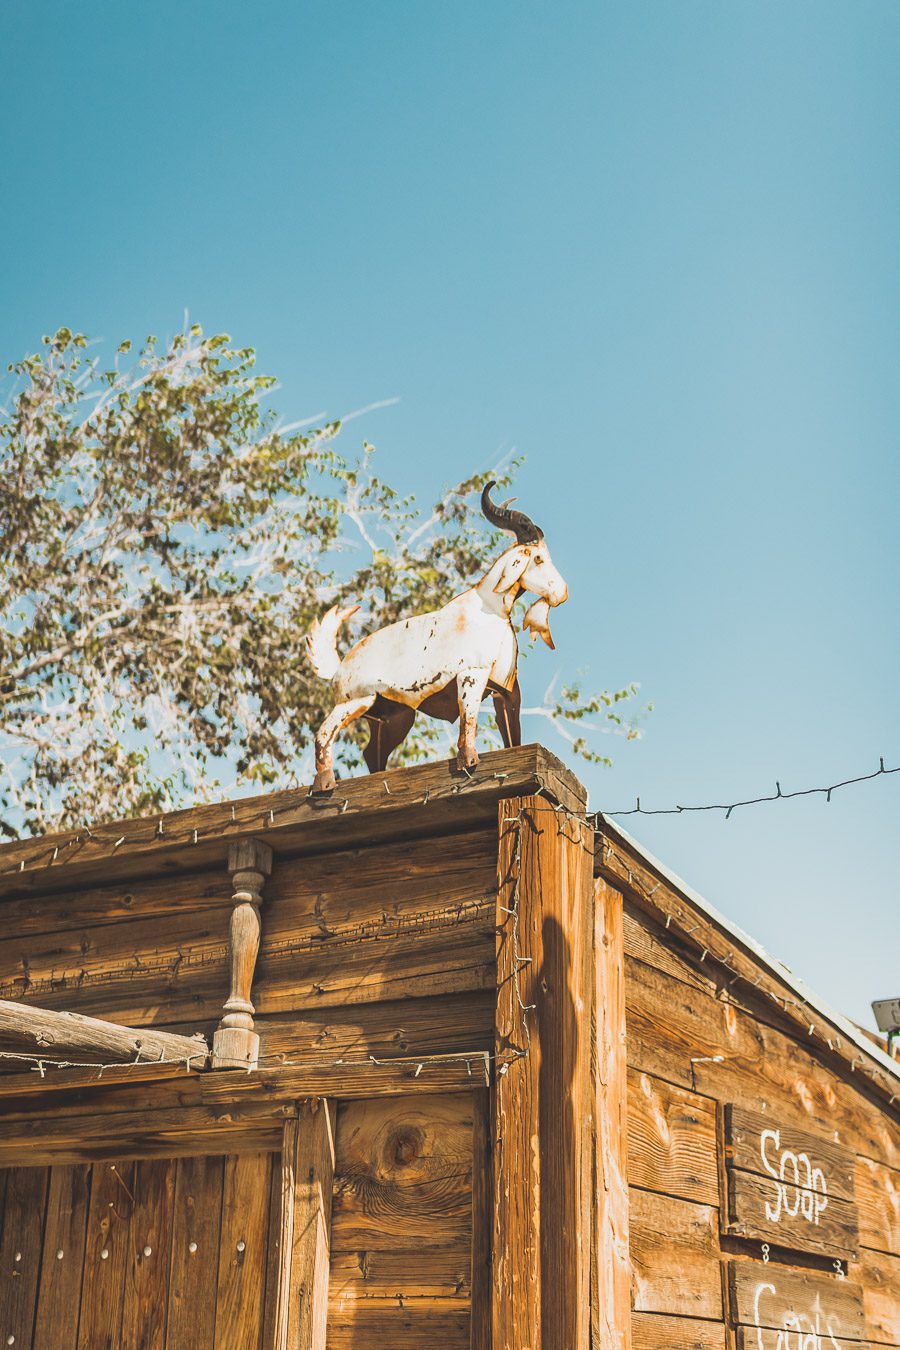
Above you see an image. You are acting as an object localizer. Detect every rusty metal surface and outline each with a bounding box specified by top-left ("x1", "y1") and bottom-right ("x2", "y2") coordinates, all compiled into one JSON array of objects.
[{"x1": 307, "y1": 482, "x2": 568, "y2": 790}]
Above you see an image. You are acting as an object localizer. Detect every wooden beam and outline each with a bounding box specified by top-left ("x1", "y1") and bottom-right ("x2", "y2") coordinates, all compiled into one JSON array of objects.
[
  {"x1": 0, "y1": 1100, "x2": 292, "y2": 1167},
  {"x1": 492, "y1": 795, "x2": 593, "y2": 1350},
  {"x1": 591, "y1": 877, "x2": 632, "y2": 1349},
  {"x1": 287, "y1": 1098, "x2": 335, "y2": 1349},
  {"x1": 0, "y1": 744, "x2": 584, "y2": 897},
  {"x1": 0, "y1": 997, "x2": 208, "y2": 1066},
  {"x1": 0, "y1": 1051, "x2": 491, "y2": 1110}
]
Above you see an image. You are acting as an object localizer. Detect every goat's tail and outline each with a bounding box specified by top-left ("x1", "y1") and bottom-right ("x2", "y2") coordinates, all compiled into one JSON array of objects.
[{"x1": 305, "y1": 603, "x2": 360, "y2": 681}]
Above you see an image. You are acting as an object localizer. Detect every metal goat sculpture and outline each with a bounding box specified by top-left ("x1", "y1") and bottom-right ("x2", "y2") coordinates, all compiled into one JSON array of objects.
[{"x1": 306, "y1": 482, "x2": 568, "y2": 791}]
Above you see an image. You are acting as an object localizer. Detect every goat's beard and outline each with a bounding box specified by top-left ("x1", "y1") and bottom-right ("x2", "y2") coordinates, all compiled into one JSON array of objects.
[{"x1": 522, "y1": 598, "x2": 555, "y2": 649}]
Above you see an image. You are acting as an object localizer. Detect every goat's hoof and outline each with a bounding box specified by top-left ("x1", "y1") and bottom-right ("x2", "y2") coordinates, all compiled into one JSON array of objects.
[
  {"x1": 455, "y1": 749, "x2": 480, "y2": 774},
  {"x1": 312, "y1": 768, "x2": 336, "y2": 793}
]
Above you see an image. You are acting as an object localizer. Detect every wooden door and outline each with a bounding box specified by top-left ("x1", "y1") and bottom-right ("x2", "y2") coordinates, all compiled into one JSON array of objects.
[{"x1": 0, "y1": 1151, "x2": 277, "y2": 1349}]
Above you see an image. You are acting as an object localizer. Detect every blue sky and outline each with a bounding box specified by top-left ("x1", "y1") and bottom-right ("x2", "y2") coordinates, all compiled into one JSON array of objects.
[{"x1": 3, "y1": 3, "x2": 898, "y2": 1028}]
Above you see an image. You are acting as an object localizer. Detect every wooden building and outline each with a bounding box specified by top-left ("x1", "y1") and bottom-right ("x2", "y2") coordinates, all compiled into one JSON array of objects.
[{"x1": 0, "y1": 743, "x2": 896, "y2": 1348}]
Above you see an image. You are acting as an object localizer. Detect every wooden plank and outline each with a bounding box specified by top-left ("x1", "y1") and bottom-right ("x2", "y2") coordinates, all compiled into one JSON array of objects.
[
  {"x1": 857, "y1": 1247, "x2": 900, "y2": 1347},
  {"x1": 626, "y1": 1070, "x2": 719, "y2": 1206},
  {"x1": 33, "y1": 1163, "x2": 92, "y2": 1349},
  {"x1": 725, "y1": 1104, "x2": 856, "y2": 1202},
  {"x1": 857, "y1": 1156, "x2": 900, "y2": 1257},
  {"x1": 326, "y1": 1301, "x2": 471, "y2": 1348},
  {"x1": 121, "y1": 1157, "x2": 176, "y2": 1350},
  {"x1": 623, "y1": 953, "x2": 900, "y2": 1170},
  {"x1": 166, "y1": 1154, "x2": 226, "y2": 1349},
  {"x1": 76, "y1": 1160, "x2": 134, "y2": 1350},
  {"x1": 0, "y1": 1165, "x2": 49, "y2": 1349},
  {"x1": 598, "y1": 825, "x2": 900, "y2": 1118},
  {"x1": 623, "y1": 904, "x2": 718, "y2": 998},
  {"x1": 263, "y1": 829, "x2": 497, "y2": 942},
  {"x1": 331, "y1": 1094, "x2": 473, "y2": 1254},
  {"x1": 631, "y1": 1313, "x2": 726, "y2": 1349},
  {"x1": 255, "y1": 990, "x2": 495, "y2": 1067},
  {"x1": 265, "y1": 1119, "x2": 297, "y2": 1350},
  {"x1": 628, "y1": 1188, "x2": 722, "y2": 1320},
  {"x1": 214, "y1": 1152, "x2": 272, "y2": 1350},
  {"x1": 0, "y1": 1102, "x2": 293, "y2": 1168},
  {"x1": 0, "y1": 868, "x2": 230, "y2": 940},
  {"x1": 733, "y1": 1333, "x2": 860, "y2": 1350},
  {"x1": 592, "y1": 877, "x2": 632, "y2": 1350},
  {"x1": 285, "y1": 1099, "x2": 334, "y2": 1350},
  {"x1": 726, "y1": 1258, "x2": 866, "y2": 1342},
  {"x1": 492, "y1": 797, "x2": 594, "y2": 1350},
  {"x1": 0, "y1": 905, "x2": 232, "y2": 1010},
  {"x1": 0, "y1": 1055, "x2": 491, "y2": 1133},
  {"x1": 725, "y1": 1167, "x2": 859, "y2": 1260},
  {"x1": 470, "y1": 1086, "x2": 491, "y2": 1350},
  {"x1": 255, "y1": 910, "x2": 496, "y2": 1015},
  {"x1": 329, "y1": 1248, "x2": 472, "y2": 1300},
  {"x1": 0, "y1": 998, "x2": 209, "y2": 1066},
  {"x1": 0, "y1": 1060, "x2": 207, "y2": 1098},
  {"x1": 0, "y1": 745, "x2": 583, "y2": 897}
]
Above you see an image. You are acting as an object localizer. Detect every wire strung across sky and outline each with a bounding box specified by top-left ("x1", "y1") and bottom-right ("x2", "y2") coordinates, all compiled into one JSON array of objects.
[
  {"x1": 599, "y1": 757, "x2": 898, "y2": 821},
  {"x1": 0, "y1": 755, "x2": 897, "y2": 877}
]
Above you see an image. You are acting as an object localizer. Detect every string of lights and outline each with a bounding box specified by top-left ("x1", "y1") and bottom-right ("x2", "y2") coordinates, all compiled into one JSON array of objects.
[
  {"x1": 0, "y1": 1044, "x2": 491, "y2": 1083},
  {"x1": 496, "y1": 810, "x2": 536, "y2": 1074},
  {"x1": 0, "y1": 759, "x2": 896, "y2": 1106},
  {"x1": 593, "y1": 829, "x2": 899, "y2": 1107},
  {"x1": 2, "y1": 756, "x2": 897, "y2": 880}
]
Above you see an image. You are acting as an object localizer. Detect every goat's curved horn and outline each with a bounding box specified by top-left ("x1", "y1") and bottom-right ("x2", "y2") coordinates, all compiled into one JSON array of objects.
[{"x1": 481, "y1": 481, "x2": 544, "y2": 543}]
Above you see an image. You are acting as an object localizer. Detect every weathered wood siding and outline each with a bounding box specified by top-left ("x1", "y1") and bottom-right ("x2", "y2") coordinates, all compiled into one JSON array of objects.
[
  {"x1": 0, "y1": 748, "x2": 895, "y2": 1348},
  {"x1": 0, "y1": 831, "x2": 498, "y2": 1060},
  {"x1": 618, "y1": 889, "x2": 900, "y2": 1348}
]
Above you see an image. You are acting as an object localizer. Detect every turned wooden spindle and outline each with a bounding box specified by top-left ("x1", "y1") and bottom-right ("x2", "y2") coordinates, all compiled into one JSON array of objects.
[{"x1": 212, "y1": 838, "x2": 273, "y2": 1069}]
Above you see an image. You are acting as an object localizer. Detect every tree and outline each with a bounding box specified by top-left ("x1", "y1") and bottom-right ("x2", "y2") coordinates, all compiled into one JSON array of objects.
[{"x1": 0, "y1": 325, "x2": 647, "y2": 837}]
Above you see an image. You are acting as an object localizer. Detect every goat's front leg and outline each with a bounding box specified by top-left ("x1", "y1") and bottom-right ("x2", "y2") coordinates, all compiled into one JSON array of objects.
[
  {"x1": 313, "y1": 695, "x2": 375, "y2": 792},
  {"x1": 456, "y1": 667, "x2": 490, "y2": 772}
]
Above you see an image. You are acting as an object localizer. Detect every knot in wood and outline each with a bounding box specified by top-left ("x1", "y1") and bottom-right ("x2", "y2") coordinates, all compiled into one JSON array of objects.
[{"x1": 384, "y1": 1124, "x2": 424, "y2": 1169}]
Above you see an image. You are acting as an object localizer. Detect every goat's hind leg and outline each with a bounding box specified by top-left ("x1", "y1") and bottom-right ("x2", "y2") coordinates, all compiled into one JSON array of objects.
[
  {"x1": 363, "y1": 697, "x2": 416, "y2": 773},
  {"x1": 313, "y1": 695, "x2": 375, "y2": 792},
  {"x1": 492, "y1": 678, "x2": 522, "y2": 748}
]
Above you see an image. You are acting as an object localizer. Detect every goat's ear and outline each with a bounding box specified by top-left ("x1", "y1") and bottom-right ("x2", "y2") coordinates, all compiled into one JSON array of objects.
[{"x1": 493, "y1": 549, "x2": 530, "y2": 594}]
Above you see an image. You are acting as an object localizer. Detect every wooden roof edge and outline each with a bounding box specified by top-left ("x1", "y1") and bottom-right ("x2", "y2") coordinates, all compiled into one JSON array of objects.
[
  {"x1": 0, "y1": 743, "x2": 586, "y2": 899},
  {"x1": 595, "y1": 813, "x2": 900, "y2": 1106}
]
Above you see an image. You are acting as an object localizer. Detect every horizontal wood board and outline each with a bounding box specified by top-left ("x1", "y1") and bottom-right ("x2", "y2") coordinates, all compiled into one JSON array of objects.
[
  {"x1": 632, "y1": 1312, "x2": 727, "y2": 1349},
  {"x1": 0, "y1": 744, "x2": 584, "y2": 897},
  {"x1": 0, "y1": 830, "x2": 498, "y2": 1036},
  {"x1": 601, "y1": 826, "x2": 900, "y2": 1126},
  {"x1": 628, "y1": 1187, "x2": 723, "y2": 1321},
  {"x1": 623, "y1": 939, "x2": 899, "y2": 1170},
  {"x1": 723, "y1": 1103, "x2": 860, "y2": 1259},
  {"x1": 727, "y1": 1258, "x2": 867, "y2": 1342}
]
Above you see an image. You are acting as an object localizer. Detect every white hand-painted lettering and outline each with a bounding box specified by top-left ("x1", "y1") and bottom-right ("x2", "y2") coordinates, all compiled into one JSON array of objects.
[
  {"x1": 753, "y1": 1281, "x2": 843, "y2": 1349},
  {"x1": 760, "y1": 1128, "x2": 828, "y2": 1226}
]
